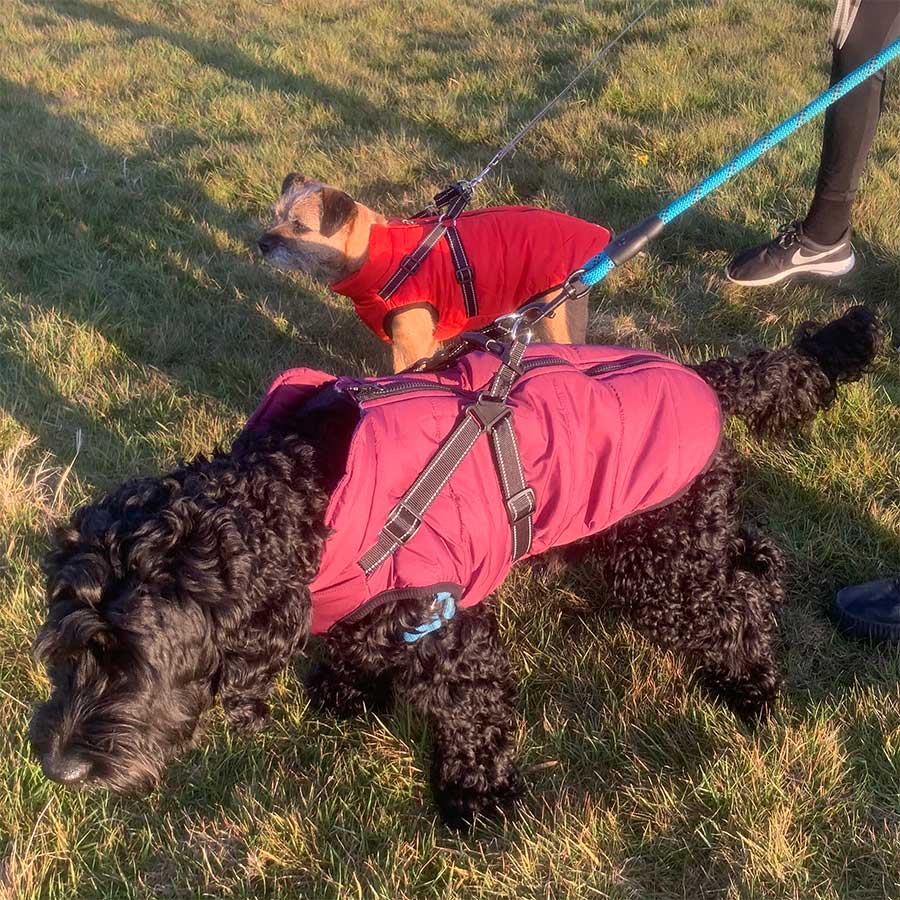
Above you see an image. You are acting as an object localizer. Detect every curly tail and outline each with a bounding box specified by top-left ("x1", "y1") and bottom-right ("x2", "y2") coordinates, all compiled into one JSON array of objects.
[{"x1": 692, "y1": 306, "x2": 880, "y2": 438}]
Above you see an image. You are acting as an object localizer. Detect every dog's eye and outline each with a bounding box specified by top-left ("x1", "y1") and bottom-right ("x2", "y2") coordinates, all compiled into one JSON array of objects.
[{"x1": 292, "y1": 221, "x2": 310, "y2": 235}]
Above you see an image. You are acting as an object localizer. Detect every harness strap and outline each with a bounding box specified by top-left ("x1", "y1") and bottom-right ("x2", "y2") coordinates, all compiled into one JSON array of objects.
[
  {"x1": 377, "y1": 184, "x2": 478, "y2": 316},
  {"x1": 488, "y1": 414, "x2": 535, "y2": 560},
  {"x1": 357, "y1": 340, "x2": 534, "y2": 576},
  {"x1": 443, "y1": 224, "x2": 478, "y2": 318},
  {"x1": 379, "y1": 217, "x2": 450, "y2": 300}
]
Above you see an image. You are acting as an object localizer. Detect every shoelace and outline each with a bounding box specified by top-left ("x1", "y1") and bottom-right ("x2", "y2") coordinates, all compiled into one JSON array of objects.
[{"x1": 776, "y1": 221, "x2": 803, "y2": 249}]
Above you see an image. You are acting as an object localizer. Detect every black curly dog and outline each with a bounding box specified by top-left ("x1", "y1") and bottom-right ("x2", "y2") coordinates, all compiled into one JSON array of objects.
[{"x1": 30, "y1": 307, "x2": 878, "y2": 828}]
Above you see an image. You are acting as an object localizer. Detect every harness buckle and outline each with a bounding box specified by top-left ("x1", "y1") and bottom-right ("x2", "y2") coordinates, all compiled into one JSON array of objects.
[
  {"x1": 505, "y1": 487, "x2": 536, "y2": 524},
  {"x1": 458, "y1": 330, "x2": 507, "y2": 356},
  {"x1": 467, "y1": 394, "x2": 511, "y2": 431},
  {"x1": 397, "y1": 254, "x2": 420, "y2": 275},
  {"x1": 454, "y1": 264, "x2": 475, "y2": 284},
  {"x1": 383, "y1": 501, "x2": 423, "y2": 544}
]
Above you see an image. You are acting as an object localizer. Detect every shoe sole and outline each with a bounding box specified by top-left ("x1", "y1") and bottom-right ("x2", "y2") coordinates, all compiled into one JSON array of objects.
[
  {"x1": 725, "y1": 253, "x2": 855, "y2": 287},
  {"x1": 829, "y1": 599, "x2": 900, "y2": 642}
]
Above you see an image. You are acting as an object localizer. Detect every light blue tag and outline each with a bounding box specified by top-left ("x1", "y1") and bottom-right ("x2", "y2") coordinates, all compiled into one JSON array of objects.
[{"x1": 402, "y1": 591, "x2": 457, "y2": 643}]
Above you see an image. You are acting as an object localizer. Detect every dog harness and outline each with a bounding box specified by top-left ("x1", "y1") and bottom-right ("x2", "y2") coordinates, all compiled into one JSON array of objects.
[
  {"x1": 329, "y1": 207, "x2": 611, "y2": 342},
  {"x1": 246, "y1": 343, "x2": 722, "y2": 636}
]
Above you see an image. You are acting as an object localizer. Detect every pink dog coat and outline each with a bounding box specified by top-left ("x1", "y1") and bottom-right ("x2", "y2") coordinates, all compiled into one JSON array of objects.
[
  {"x1": 329, "y1": 207, "x2": 611, "y2": 342},
  {"x1": 246, "y1": 345, "x2": 722, "y2": 635}
]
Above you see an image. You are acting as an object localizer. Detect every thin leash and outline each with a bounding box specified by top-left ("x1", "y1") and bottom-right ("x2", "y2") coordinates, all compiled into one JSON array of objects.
[
  {"x1": 465, "y1": 0, "x2": 665, "y2": 193},
  {"x1": 411, "y1": 0, "x2": 666, "y2": 219},
  {"x1": 379, "y1": 1, "x2": 667, "y2": 319},
  {"x1": 410, "y1": 33, "x2": 900, "y2": 370}
]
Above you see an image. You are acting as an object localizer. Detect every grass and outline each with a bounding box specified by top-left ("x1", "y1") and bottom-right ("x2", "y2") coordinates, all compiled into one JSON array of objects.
[{"x1": 1, "y1": 0, "x2": 899, "y2": 896}]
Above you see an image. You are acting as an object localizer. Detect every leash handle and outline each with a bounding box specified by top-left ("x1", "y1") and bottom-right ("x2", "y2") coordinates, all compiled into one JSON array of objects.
[{"x1": 578, "y1": 35, "x2": 900, "y2": 288}]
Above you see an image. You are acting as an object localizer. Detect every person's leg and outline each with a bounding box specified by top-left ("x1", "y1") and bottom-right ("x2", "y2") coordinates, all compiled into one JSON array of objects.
[
  {"x1": 726, "y1": 0, "x2": 899, "y2": 286},
  {"x1": 804, "y1": 0, "x2": 900, "y2": 244}
]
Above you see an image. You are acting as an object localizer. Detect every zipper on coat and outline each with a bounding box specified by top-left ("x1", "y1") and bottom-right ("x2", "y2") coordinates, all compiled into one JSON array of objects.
[
  {"x1": 585, "y1": 355, "x2": 664, "y2": 377},
  {"x1": 341, "y1": 379, "x2": 471, "y2": 403}
]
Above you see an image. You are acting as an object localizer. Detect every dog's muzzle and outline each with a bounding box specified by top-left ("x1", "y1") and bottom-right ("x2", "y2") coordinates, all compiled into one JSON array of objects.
[
  {"x1": 257, "y1": 234, "x2": 280, "y2": 256},
  {"x1": 41, "y1": 752, "x2": 93, "y2": 786}
]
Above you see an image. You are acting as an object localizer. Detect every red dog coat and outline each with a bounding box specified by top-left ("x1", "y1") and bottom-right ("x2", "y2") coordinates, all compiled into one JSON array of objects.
[
  {"x1": 246, "y1": 345, "x2": 722, "y2": 635},
  {"x1": 329, "y1": 207, "x2": 611, "y2": 342}
]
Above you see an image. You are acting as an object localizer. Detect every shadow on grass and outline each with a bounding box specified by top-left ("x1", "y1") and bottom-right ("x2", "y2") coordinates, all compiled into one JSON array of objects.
[
  {"x1": 4, "y1": 3, "x2": 898, "y2": 893},
  {"x1": 0, "y1": 76, "x2": 381, "y2": 488},
  {"x1": 743, "y1": 453, "x2": 900, "y2": 706},
  {"x1": 23, "y1": 0, "x2": 491, "y2": 173}
]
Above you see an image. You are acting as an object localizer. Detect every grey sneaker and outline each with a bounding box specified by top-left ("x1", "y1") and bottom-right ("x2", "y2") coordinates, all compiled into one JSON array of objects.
[
  {"x1": 726, "y1": 221, "x2": 855, "y2": 287},
  {"x1": 831, "y1": 576, "x2": 900, "y2": 641}
]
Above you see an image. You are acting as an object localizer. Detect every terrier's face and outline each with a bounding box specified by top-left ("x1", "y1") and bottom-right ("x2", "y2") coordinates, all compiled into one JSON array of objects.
[
  {"x1": 258, "y1": 173, "x2": 360, "y2": 283},
  {"x1": 29, "y1": 476, "x2": 225, "y2": 794}
]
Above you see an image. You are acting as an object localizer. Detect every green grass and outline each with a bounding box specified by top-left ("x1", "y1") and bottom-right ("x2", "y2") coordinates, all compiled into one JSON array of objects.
[{"x1": 2, "y1": 0, "x2": 900, "y2": 896}]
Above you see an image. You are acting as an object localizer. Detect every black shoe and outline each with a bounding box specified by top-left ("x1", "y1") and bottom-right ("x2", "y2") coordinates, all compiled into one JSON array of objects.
[
  {"x1": 726, "y1": 221, "x2": 855, "y2": 287},
  {"x1": 831, "y1": 576, "x2": 900, "y2": 641}
]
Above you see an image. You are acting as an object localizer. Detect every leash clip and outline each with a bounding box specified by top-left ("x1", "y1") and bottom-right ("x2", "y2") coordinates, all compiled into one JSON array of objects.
[{"x1": 560, "y1": 267, "x2": 590, "y2": 299}]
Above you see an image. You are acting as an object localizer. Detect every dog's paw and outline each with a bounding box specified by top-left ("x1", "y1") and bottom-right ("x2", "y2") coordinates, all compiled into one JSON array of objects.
[
  {"x1": 304, "y1": 663, "x2": 392, "y2": 719},
  {"x1": 699, "y1": 666, "x2": 779, "y2": 726},
  {"x1": 432, "y1": 759, "x2": 523, "y2": 831}
]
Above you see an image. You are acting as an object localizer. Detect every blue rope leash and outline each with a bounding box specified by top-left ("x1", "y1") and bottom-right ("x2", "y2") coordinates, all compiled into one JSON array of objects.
[
  {"x1": 409, "y1": 36, "x2": 900, "y2": 373},
  {"x1": 579, "y1": 36, "x2": 900, "y2": 288}
]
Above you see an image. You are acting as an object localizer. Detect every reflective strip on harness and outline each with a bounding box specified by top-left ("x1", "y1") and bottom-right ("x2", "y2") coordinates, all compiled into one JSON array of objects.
[
  {"x1": 379, "y1": 220, "x2": 449, "y2": 300},
  {"x1": 377, "y1": 186, "x2": 478, "y2": 315},
  {"x1": 357, "y1": 340, "x2": 533, "y2": 575},
  {"x1": 444, "y1": 225, "x2": 478, "y2": 318}
]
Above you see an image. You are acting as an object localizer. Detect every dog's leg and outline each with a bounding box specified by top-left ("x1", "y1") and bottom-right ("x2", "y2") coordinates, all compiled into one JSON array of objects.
[
  {"x1": 536, "y1": 288, "x2": 587, "y2": 344},
  {"x1": 388, "y1": 306, "x2": 439, "y2": 372},
  {"x1": 401, "y1": 603, "x2": 521, "y2": 829},
  {"x1": 690, "y1": 529, "x2": 785, "y2": 723},
  {"x1": 595, "y1": 448, "x2": 785, "y2": 724},
  {"x1": 304, "y1": 651, "x2": 393, "y2": 718}
]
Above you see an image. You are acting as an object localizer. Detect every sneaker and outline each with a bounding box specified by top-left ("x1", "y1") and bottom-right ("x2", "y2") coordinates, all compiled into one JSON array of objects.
[
  {"x1": 725, "y1": 221, "x2": 855, "y2": 287},
  {"x1": 831, "y1": 576, "x2": 900, "y2": 641}
]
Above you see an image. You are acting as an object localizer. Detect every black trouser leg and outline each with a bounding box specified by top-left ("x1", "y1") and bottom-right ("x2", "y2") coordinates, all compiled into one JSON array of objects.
[{"x1": 804, "y1": 0, "x2": 900, "y2": 244}]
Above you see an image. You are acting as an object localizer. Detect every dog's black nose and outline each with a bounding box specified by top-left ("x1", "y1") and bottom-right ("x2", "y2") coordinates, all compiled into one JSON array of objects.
[
  {"x1": 42, "y1": 753, "x2": 92, "y2": 785},
  {"x1": 257, "y1": 234, "x2": 279, "y2": 256}
]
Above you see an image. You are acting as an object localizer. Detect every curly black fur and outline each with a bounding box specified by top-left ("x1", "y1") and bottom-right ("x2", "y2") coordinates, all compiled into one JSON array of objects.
[
  {"x1": 30, "y1": 308, "x2": 879, "y2": 827},
  {"x1": 691, "y1": 305, "x2": 879, "y2": 437}
]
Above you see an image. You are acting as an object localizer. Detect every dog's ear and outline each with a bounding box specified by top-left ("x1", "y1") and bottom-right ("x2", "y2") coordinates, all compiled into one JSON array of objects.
[
  {"x1": 35, "y1": 547, "x2": 119, "y2": 665},
  {"x1": 280, "y1": 172, "x2": 310, "y2": 195},
  {"x1": 319, "y1": 187, "x2": 358, "y2": 238},
  {"x1": 33, "y1": 605, "x2": 117, "y2": 666}
]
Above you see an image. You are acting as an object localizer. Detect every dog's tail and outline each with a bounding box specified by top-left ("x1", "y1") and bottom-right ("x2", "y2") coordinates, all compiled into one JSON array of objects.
[{"x1": 692, "y1": 306, "x2": 880, "y2": 438}]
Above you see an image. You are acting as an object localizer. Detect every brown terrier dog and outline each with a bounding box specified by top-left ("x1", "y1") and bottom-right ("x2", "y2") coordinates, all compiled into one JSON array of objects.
[{"x1": 258, "y1": 174, "x2": 612, "y2": 371}]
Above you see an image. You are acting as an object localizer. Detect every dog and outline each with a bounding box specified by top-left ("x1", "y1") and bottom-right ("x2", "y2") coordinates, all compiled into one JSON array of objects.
[
  {"x1": 257, "y1": 174, "x2": 612, "y2": 371},
  {"x1": 30, "y1": 307, "x2": 878, "y2": 829}
]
